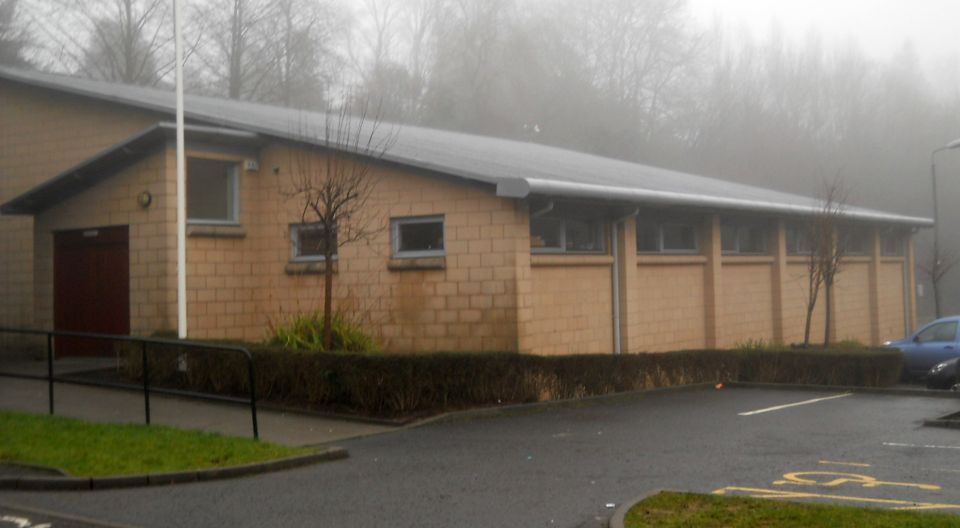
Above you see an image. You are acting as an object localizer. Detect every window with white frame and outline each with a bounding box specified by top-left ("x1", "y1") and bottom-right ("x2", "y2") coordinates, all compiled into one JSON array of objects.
[
  {"x1": 392, "y1": 216, "x2": 445, "y2": 258},
  {"x1": 290, "y1": 223, "x2": 336, "y2": 261},
  {"x1": 785, "y1": 223, "x2": 811, "y2": 255},
  {"x1": 721, "y1": 220, "x2": 768, "y2": 254},
  {"x1": 530, "y1": 214, "x2": 605, "y2": 253},
  {"x1": 187, "y1": 157, "x2": 239, "y2": 224},
  {"x1": 636, "y1": 217, "x2": 699, "y2": 253}
]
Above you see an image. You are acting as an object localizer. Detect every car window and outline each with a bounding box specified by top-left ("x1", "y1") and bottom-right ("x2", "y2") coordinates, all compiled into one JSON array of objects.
[{"x1": 916, "y1": 321, "x2": 959, "y2": 344}]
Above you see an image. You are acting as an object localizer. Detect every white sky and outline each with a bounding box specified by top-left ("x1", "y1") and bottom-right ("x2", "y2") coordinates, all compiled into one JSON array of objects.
[{"x1": 687, "y1": 0, "x2": 960, "y2": 60}]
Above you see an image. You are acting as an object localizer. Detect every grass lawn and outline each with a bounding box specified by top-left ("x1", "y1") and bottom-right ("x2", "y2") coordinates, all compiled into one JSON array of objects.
[
  {"x1": 0, "y1": 410, "x2": 310, "y2": 476},
  {"x1": 625, "y1": 491, "x2": 960, "y2": 527}
]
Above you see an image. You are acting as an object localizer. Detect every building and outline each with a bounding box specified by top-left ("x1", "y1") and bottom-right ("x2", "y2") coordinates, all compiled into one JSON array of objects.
[{"x1": 0, "y1": 66, "x2": 930, "y2": 355}]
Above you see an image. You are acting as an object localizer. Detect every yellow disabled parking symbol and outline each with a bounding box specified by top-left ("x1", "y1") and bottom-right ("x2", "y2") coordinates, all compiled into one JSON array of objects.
[{"x1": 773, "y1": 471, "x2": 941, "y2": 491}]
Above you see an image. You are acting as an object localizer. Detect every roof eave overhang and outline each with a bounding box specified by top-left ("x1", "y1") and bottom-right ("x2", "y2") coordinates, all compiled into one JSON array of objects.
[
  {"x1": 1, "y1": 123, "x2": 262, "y2": 215},
  {"x1": 497, "y1": 177, "x2": 934, "y2": 227}
]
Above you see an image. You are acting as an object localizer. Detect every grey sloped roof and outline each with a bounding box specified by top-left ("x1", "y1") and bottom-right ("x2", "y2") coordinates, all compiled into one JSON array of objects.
[{"x1": 0, "y1": 66, "x2": 932, "y2": 225}]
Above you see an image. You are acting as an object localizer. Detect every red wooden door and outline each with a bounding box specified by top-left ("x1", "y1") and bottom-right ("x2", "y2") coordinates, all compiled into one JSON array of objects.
[{"x1": 53, "y1": 226, "x2": 130, "y2": 357}]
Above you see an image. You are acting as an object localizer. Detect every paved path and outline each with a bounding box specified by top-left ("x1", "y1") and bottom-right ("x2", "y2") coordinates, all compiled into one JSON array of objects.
[
  {"x1": 3, "y1": 387, "x2": 960, "y2": 527},
  {"x1": 0, "y1": 377, "x2": 393, "y2": 447}
]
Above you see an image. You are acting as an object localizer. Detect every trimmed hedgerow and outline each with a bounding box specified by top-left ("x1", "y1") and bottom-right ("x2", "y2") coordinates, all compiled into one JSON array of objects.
[{"x1": 119, "y1": 345, "x2": 902, "y2": 418}]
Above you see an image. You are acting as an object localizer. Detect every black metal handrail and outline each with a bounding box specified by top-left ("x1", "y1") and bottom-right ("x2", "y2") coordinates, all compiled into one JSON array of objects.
[{"x1": 0, "y1": 327, "x2": 258, "y2": 439}]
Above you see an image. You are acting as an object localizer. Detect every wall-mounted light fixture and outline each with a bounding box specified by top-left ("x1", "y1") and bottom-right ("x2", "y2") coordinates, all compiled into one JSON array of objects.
[{"x1": 137, "y1": 191, "x2": 153, "y2": 209}]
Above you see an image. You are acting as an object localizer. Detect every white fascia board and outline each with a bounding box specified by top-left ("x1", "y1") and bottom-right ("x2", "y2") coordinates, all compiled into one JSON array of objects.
[{"x1": 498, "y1": 177, "x2": 934, "y2": 227}]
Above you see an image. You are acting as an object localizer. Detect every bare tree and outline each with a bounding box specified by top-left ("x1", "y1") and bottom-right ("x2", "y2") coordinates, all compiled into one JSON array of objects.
[
  {"x1": 801, "y1": 179, "x2": 849, "y2": 347},
  {"x1": 31, "y1": 0, "x2": 172, "y2": 85},
  {"x1": 0, "y1": 0, "x2": 30, "y2": 67},
  {"x1": 285, "y1": 104, "x2": 396, "y2": 350},
  {"x1": 191, "y1": 0, "x2": 276, "y2": 99},
  {"x1": 919, "y1": 241, "x2": 960, "y2": 319},
  {"x1": 262, "y1": 0, "x2": 346, "y2": 108}
]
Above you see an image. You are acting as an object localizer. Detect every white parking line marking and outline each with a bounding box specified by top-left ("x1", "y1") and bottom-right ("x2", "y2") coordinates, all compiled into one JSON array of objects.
[
  {"x1": 738, "y1": 393, "x2": 852, "y2": 416},
  {"x1": 883, "y1": 442, "x2": 960, "y2": 450}
]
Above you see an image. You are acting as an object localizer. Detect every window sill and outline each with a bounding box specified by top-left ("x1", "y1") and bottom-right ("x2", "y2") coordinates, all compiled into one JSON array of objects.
[
  {"x1": 721, "y1": 255, "x2": 775, "y2": 265},
  {"x1": 285, "y1": 260, "x2": 338, "y2": 275},
  {"x1": 636, "y1": 254, "x2": 707, "y2": 265},
  {"x1": 531, "y1": 254, "x2": 613, "y2": 267},
  {"x1": 387, "y1": 256, "x2": 446, "y2": 271},
  {"x1": 187, "y1": 225, "x2": 246, "y2": 238}
]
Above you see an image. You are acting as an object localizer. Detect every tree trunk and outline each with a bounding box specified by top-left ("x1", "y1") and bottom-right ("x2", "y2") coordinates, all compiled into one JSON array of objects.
[
  {"x1": 823, "y1": 281, "x2": 833, "y2": 347},
  {"x1": 803, "y1": 302, "x2": 815, "y2": 348},
  {"x1": 934, "y1": 276, "x2": 943, "y2": 319},
  {"x1": 322, "y1": 250, "x2": 334, "y2": 351}
]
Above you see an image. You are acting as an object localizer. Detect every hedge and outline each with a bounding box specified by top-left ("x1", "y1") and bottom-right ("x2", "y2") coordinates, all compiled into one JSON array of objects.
[{"x1": 119, "y1": 346, "x2": 902, "y2": 418}]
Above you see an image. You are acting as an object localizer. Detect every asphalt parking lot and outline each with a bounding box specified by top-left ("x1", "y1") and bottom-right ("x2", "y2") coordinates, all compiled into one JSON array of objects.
[{"x1": 3, "y1": 386, "x2": 960, "y2": 527}]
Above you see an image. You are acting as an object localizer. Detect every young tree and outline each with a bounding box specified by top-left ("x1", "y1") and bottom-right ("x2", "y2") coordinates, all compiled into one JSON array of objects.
[
  {"x1": 919, "y1": 241, "x2": 960, "y2": 319},
  {"x1": 801, "y1": 179, "x2": 849, "y2": 347},
  {"x1": 285, "y1": 104, "x2": 396, "y2": 350}
]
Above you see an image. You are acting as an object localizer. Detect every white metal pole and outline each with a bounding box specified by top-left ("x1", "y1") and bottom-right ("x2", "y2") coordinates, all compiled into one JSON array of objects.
[{"x1": 174, "y1": 0, "x2": 187, "y2": 339}]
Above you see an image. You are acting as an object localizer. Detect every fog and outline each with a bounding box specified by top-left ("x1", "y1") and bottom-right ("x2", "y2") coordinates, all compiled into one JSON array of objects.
[{"x1": 3, "y1": 0, "x2": 960, "y2": 321}]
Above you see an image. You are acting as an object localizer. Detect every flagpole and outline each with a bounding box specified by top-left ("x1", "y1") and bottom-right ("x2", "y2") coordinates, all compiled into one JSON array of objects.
[{"x1": 174, "y1": 0, "x2": 187, "y2": 339}]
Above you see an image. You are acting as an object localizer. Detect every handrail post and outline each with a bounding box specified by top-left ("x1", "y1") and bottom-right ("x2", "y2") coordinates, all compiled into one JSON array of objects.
[
  {"x1": 142, "y1": 341, "x2": 151, "y2": 425},
  {"x1": 46, "y1": 333, "x2": 54, "y2": 415},
  {"x1": 247, "y1": 351, "x2": 258, "y2": 440}
]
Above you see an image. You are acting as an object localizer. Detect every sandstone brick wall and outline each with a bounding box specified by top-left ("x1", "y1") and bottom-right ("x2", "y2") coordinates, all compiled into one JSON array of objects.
[
  {"x1": 781, "y1": 261, "x2": 826, "y2": 344},
  {"x1": 631, "y1": 261, "x2": 707, "y2": 351},
  {"x1": 183, "y1": 144, "x2": 527, "y2": 352},
  {"x1": 525, "y1": 257, "x2": 614, "y2": 355},
  {"x1": 720, "y1": 261, "x2": 775, "y2": 346},
  {"x1": 0, "y1": 80, "x2": 158, "y2": 332},
  {"x1": 833, "y1": 260, "x2": 873, "y2": 342},
  {"x1": 879, "y1": 261, "x2": 907, "y2": 341},
  {"x1": 33, "y1": 150, "x2": 176, "y2": 334}
]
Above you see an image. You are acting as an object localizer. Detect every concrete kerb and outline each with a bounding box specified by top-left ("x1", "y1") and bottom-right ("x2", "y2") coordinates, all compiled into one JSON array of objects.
[
  {"x1": 607, "y1": 489, "x2": 665, "y2": 528},
  {"x1": 0, "y1": 447, "x2": 348, "y2": 492}
]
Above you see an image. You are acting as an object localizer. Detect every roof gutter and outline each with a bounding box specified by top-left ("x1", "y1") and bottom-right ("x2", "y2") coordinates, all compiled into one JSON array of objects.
[{"x1": 497, "y1": 177, "x2": 933, "y2": 227}]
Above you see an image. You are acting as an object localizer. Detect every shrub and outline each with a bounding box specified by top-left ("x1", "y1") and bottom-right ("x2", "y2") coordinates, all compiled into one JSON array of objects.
[
  {"x1": 119, "y1": 346, "x2": 903, "y2": 419},
  {"x1": 267, "y1": 311, "x2": 378, "y2": 353}
]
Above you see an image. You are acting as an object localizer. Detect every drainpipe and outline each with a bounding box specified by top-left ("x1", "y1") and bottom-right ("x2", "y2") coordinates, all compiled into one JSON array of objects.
[
  {"x1": 611, "y1": 208, "x2": 639, "y2": 355},
  {"x1": 902, "y1": 231, "x2": 916, "y2": 334},
  {"x1": 531, "y1": 200, "x2": 555, "y2": 218}
]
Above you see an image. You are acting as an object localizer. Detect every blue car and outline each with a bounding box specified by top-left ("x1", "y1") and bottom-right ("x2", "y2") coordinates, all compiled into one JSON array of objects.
[{"x1": 885, "y1": 316, "x2": 960, "y2": 379}]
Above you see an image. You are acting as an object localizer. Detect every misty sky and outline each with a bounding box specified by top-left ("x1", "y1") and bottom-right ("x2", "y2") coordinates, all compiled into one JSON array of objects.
[{"x1": 689, "y1": 0, "x2": 960, "y2": 59}]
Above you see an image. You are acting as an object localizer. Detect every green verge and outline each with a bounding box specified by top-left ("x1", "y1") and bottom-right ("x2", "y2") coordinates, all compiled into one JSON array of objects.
[
  {"x1": 0, "y1": 410, "x2": 310, "y2": 477},
  {"x1": 625, "y1": 492, "x2": 960, "y2": 528}
]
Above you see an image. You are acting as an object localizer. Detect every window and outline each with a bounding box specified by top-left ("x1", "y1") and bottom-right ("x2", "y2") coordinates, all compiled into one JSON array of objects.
[
  {"x1": 530, "y1": 214, "x2": 605, "y2": 253},
  {"x1": 721, "y1": 221, "x2": 768, "y2": 254},
  {"x1": 916, "y1": 321, "x2": 958, "y2": 344},
  {"x1": 785, "y1": 224, "x2": 811, "y2": 255},
  {"x1": 530, "y1": 216, "x2": 563, "y2": 250},
  {"x1": 392, "y1": 216, "x2": 444, "y2": 257},
  {"x1": 187, "y1": 158, "x2": 239, "y2": 224},
  {"x1": 290, "y1": 223, "x2": 336, "y2": 261},
  {"x1": 636, "y1": 218, "x2": 699, "y2": 254},
  {"x1": 881, "y1": 231, "x2": 905, "y2": 256},
  {"x1": 840, "y1": 226, "x2": 870, "y2": 255}
]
